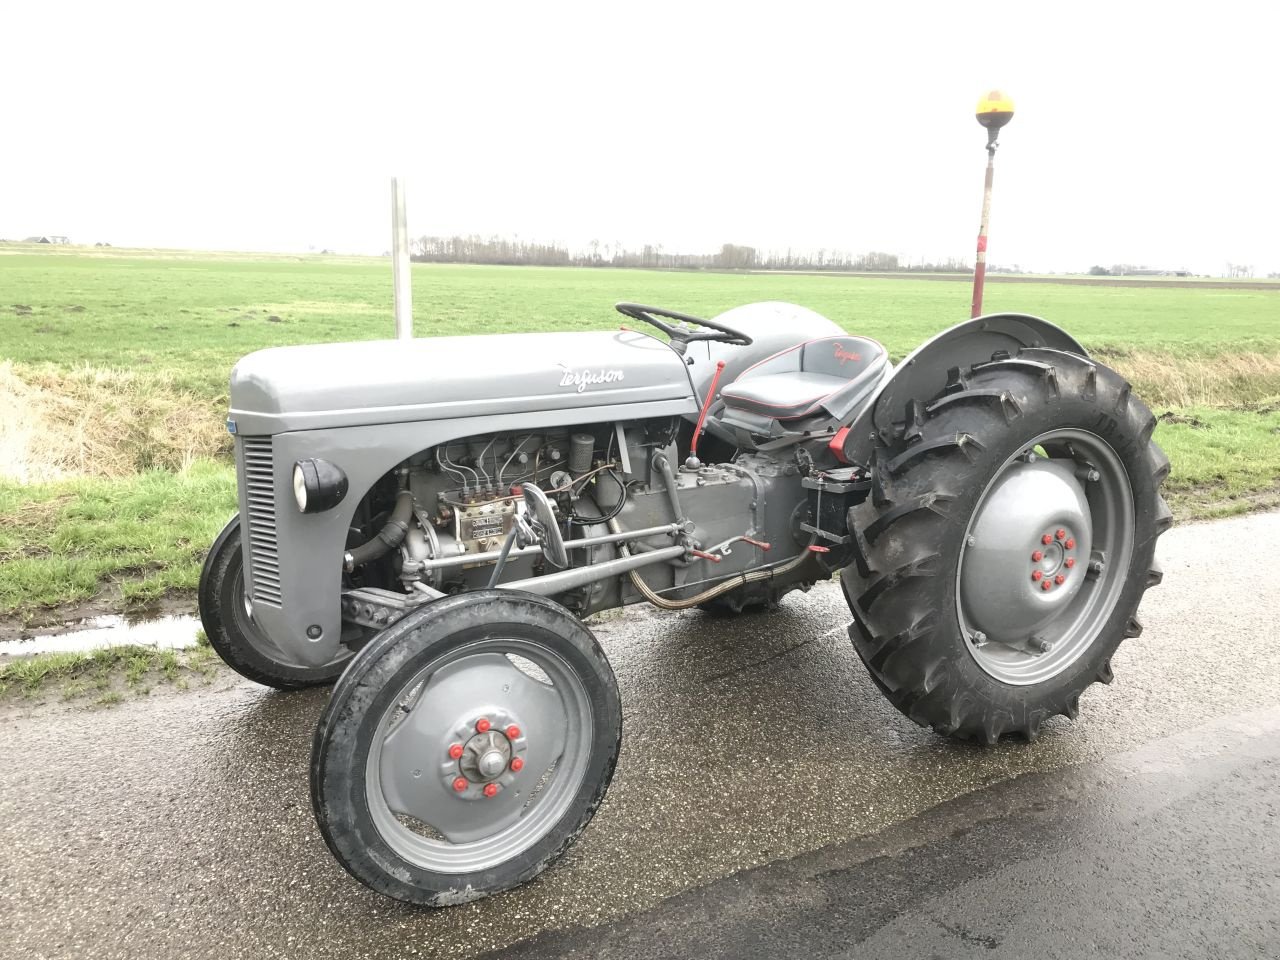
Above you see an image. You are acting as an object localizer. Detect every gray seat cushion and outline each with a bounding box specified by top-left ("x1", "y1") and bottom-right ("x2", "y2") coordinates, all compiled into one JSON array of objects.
[
  {"x1": 718, "y1": 372, "x2": 850, "y2": 420},
  {"x1": 720, "y1": 335, "x2": 887, "y2": 422}
]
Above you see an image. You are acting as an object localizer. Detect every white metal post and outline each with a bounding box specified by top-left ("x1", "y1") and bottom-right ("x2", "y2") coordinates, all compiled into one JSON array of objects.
[{"x1": 391, "y1": 177, "x2": 413, "y2": 339}]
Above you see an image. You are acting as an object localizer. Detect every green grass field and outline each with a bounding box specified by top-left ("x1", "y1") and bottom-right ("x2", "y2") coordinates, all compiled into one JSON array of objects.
[{"x1": 1, "y1": 247, "x2": 1277, "y2": 621}]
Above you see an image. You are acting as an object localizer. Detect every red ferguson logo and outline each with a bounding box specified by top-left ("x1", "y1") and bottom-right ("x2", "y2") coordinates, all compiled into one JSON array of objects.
[{"x1": 833, "y1": 343, "x2": 862, "y2": 366}]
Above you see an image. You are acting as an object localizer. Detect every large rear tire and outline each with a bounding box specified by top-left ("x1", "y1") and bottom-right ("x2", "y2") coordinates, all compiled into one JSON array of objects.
[
  {"x1": 198, "y1": 515, "x2": 350, "y2": 689},
  {"x1": 841, "y1": 347, "x2": 1170, "y2": 743}
]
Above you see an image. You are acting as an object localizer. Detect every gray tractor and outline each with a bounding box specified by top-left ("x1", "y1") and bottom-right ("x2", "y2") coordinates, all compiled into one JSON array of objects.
[{"x1": 199, "y1": 301, "x2": 1169, "y2": 905}]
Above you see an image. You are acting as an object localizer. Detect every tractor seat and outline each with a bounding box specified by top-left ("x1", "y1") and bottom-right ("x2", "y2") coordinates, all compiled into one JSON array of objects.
[{"x1": 720, "y1": 335, "x2": 888, "y2": 422}]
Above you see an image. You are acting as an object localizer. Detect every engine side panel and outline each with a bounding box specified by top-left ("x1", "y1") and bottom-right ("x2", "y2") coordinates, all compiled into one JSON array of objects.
[{"x1": 237, "y1": 398, "x2": 696, "y2": 667}]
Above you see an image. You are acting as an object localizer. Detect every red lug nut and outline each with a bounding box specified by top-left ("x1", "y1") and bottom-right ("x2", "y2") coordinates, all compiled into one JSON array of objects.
[
  {"x1": 483, "y1": 783, "x2": 499, "y2": 798},
  {"x1": 1041, "y1": 579, "x2": 1053, "y2": 591},
  {"x1": 1031, "y1": 570, "x2": 1044, "y2": 581},
  {"x1": 448, "y1": 743, "x2": 464, "y2": 760},
  {"x1": 1031, "y1": 550, "x2": 1044, "y2": 562},
  {"x1": 452, "y1": 776, "x2": 468, "y2": 793},
  {"x1": 1055, "y1": 528, "x2": 1067, "y2": 541},
  {"x1": 506, "y1": 725, "x2": 521, "y2": 739},
  {"x1": 475, "y1": 717, "x2": 491, "y2": 733},
  {"x1": 1055, "y1": 574, "x2": 1066, "y2": 585},
  {"x1": 1066, "y1": 538, "x2": 1076, "y2": 549},
  {"x1": 510, "y1": 757, "x2": 524, "y2": 772},
  {"x1": 1042, "y1": 534, "x2": 1053, "y2": 545},
  {"x1": 1065, "y1": 557, "x2": 1076, "y2": 569}
]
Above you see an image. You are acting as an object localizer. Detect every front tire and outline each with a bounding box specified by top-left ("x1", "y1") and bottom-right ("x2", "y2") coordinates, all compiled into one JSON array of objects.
[
  {"x1": 198, "y1": 515, "x2": 350, "y2": 689},
  {"x1": 842, "y1": 348, "x2": 1171, "y2": 743},
  {"x1": 310, "y1": 590, "x2": 621, "y2": 905}
]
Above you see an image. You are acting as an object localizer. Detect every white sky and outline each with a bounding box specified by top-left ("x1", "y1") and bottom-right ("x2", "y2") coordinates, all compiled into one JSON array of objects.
[{"x1": 5, "y1": 0, "x2": 1278, "y2": 274}]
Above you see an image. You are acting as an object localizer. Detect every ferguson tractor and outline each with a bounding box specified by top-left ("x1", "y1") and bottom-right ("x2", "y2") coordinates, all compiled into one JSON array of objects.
[{"x1": 200, "y1": 301, "x2": 1168, "y2": 904}]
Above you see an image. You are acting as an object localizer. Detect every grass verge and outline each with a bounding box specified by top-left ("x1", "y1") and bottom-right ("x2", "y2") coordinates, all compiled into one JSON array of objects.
[
  {"x1": 1152, "y1": 407, "x2": 1280, "y2": 519},
  {"x1": 0, "y1": 641, "x2": 220, "y2": 705},
  {"x1": 0, "y1": 459, "x2": 236, "y2": 618},
  {"x1": 0, "y1": 360, "x2": 231, "y2": 481}
]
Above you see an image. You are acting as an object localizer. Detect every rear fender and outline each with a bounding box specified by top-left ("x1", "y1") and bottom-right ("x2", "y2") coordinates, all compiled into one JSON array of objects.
[{"x1": 840, "y1": 313, "x2": 1088, "y2": 466}]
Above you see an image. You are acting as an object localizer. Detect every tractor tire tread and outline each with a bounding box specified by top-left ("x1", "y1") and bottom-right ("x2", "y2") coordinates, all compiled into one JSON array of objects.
[{"x1": 841, "y1": 347, "x2": 1170, "y2": 742}]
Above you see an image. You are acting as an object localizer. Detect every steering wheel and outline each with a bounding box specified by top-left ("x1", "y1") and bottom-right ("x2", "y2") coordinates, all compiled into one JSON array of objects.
[{"x1": 615, "y1": 302, "x2": 753, "y2": 348}]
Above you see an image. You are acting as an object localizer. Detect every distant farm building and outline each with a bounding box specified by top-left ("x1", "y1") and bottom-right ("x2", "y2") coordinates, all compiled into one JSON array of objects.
[{"x1": 24, "y1": 235, "x2": 71, "y2": 244}]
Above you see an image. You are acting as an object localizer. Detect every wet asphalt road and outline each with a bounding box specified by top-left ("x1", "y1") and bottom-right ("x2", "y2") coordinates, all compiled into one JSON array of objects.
[
  {"x1": 2, "y1": 511, "x2": 1279, "y2": 959},
  {"x1": 498, "y1": 705, "x2": 1280, "y2": 959}
]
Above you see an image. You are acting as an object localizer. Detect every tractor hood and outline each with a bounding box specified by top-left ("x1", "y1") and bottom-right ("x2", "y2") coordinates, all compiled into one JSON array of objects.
[{"x1": 227, "y1": 329, "x2": 696, "y2": 434}]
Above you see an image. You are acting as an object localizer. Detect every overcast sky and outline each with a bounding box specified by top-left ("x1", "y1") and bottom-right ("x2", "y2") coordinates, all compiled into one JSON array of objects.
[{"x1": 6, "y1": 1, "x2": 1278, "y2": 274}]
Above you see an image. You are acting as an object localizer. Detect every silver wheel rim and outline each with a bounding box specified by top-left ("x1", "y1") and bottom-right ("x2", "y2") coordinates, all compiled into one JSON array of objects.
[
  {"x1": 365, "y1": 637, "x2": 593, "y2": 874},
  {"x1": 956, "y1": 428, "x2": 1135, "y2": 685}
]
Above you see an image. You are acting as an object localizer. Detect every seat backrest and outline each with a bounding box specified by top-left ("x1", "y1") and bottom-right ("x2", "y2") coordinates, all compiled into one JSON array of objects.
[{"x1": 799, "y1": 336, "x2": 883, "y2": 378}]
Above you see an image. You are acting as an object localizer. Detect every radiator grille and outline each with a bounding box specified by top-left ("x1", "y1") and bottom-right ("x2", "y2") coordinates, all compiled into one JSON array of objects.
[{"x1": 241, "y1": 436, "x2": 283, "y2": 606}]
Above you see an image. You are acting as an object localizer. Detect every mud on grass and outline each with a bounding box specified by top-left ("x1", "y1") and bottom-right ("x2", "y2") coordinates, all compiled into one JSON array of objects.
[{"x1": 0, "y1": 641, "x2": 221, "y2": 706}]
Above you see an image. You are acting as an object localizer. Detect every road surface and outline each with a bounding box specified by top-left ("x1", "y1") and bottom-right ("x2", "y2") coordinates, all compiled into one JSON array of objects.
[{"x1": 1, "y1": 511, "x2": 1278, "y2": 959}]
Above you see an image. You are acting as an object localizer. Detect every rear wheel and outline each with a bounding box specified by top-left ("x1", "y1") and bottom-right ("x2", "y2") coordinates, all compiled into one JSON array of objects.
[
  {"x1": 310, "y1": 590, "x2": 621, "y2": 905},
  {"x1": 198, "y1": 515, "x2": 350, "y2": 689},
  {"x1": 842, "y1": 348, "x2": 1170, "y2": 742}
]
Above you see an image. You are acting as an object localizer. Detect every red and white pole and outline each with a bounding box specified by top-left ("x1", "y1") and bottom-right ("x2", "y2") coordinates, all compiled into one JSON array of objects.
[{"x1": 971, "y1": 91, "x2": 1015, "y2": 318}]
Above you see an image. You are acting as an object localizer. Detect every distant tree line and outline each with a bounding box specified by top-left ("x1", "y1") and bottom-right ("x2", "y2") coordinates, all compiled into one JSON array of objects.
[
  {"x1": 1090, "y1": 264, "x2": 1195, "y2": 277},
  {"x1": 410, "y1": 235, "x2": 971, "y2": 274}
]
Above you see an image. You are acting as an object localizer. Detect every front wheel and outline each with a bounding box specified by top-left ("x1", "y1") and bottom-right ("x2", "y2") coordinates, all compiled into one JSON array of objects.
[
  {"x1": 842, "y1": 347, "x2": 1171, "y2": 743},
  {"x1": 310, "y1": 590, "x2": 621, "y2": 905},
  {"x1": 198, "y1": 515, "x2": 350, "y2": 689}
]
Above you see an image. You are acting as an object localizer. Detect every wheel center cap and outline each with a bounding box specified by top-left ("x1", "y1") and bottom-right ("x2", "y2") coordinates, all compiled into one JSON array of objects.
[
  {"x1": 459, "y1": 729, "x2": 512, "y2": 783},
  {"x1": 959, "y1": 459, "x2": 1093, "y2": 645},
  {"x1": 1040, "y1": 541, "x2": 1064, "y2": 573},
  {"x1": 478, "y1": 750, "x2": 507, "y2": 777}
]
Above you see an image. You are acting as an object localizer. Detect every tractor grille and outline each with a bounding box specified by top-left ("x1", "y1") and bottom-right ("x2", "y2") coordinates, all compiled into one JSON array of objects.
[{"x1": 241, "y1": 436, "x2": 283, "y2": 606}]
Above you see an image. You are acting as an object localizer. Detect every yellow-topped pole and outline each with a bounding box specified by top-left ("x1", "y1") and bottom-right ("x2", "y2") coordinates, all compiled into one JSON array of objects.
[{"x1": 971, "y1": 90, "x2": 1015, "y2": 318}]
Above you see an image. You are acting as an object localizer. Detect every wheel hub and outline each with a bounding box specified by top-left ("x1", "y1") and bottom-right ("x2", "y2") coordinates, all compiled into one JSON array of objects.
[
  {"x1": 461, "y1": 730, "x2": 513, "y2": 781},
  {"x1": 959, "y1": 458, "x2": 1092, "y2": 647},
  {"x1": 440, "y1": 710, "x2": 529, "y2": 801}
]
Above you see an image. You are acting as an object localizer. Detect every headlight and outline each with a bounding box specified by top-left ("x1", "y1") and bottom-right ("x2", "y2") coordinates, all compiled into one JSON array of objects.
[
  {"x1": 292, "y1": 458, "x2": 348, "y2": 514},
  {"x1": 292, "y1": 464, "x2": 309, "y2": 512}
]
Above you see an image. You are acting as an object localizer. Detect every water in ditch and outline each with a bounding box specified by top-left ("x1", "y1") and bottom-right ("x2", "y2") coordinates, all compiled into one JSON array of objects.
[{"x1": 0, "y1": 614, "x2": 202, "y2": 658}]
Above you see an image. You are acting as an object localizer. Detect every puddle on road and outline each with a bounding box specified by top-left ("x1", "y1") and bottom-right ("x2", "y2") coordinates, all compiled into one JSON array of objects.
[{"x1": 0, "y1": 615, "x2": 202, "y2": 657}]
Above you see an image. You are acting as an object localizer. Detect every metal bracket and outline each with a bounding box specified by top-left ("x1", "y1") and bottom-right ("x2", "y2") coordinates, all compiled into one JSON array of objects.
[{"x1": 341, "y1": 586, "x2": 432, "y2": 631}]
